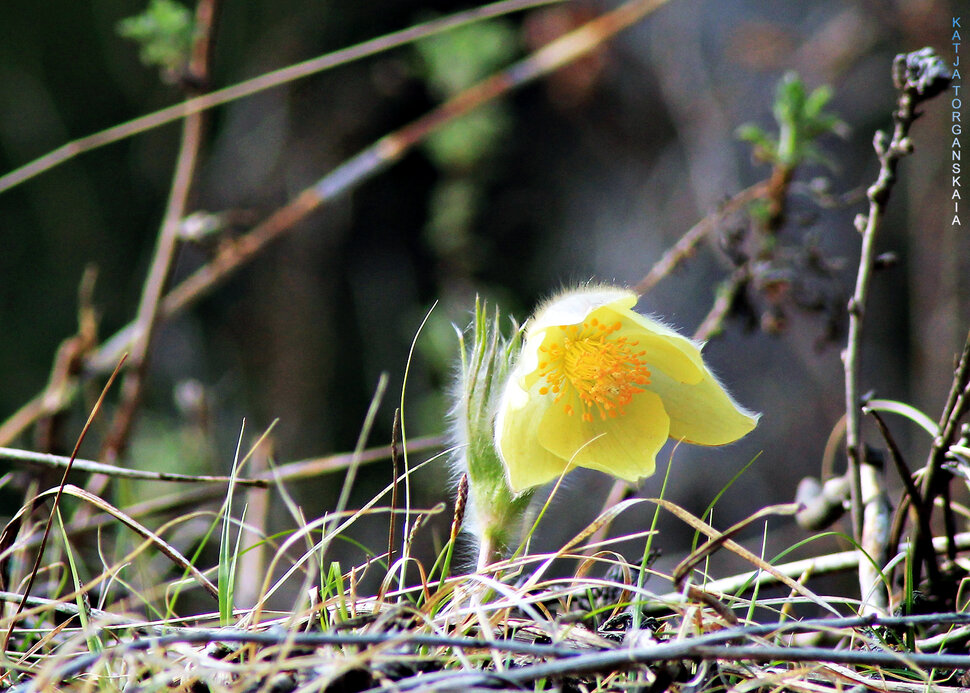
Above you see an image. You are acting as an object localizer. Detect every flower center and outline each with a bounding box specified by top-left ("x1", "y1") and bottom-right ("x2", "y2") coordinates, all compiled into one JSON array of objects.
[{"x1": 537, "y1": 318, "x2": 651, "y2": 422}]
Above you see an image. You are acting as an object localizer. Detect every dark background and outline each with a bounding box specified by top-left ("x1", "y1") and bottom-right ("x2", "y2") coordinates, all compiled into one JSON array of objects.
[{"x1": 0, "y1": 0, "x2": 965, "y2": 603}]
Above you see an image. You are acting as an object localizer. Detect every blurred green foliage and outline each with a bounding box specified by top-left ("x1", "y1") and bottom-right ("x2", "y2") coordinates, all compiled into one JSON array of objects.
[
  {"x1": 413, "y1": 19, "x2": 518, "y2": 280},
  {"x1": 117, "y1": 0, "x2": 196, "y2": 78},
  {"x1": 414, "y1": 19, "x2": 517, "y2": 170}
]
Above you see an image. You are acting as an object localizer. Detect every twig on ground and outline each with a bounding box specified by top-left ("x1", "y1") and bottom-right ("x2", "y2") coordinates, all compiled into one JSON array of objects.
[{"x1": 22, "y1": 611, "x2": 970, "y2": 692}]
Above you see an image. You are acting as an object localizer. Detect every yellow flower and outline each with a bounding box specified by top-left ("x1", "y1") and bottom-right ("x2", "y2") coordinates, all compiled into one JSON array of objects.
[{"x1": 495, "y1": 286, "x2": 759, "y2": 493}]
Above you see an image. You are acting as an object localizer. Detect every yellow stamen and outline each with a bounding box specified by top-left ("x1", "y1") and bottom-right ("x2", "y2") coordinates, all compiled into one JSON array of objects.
[{"x1": 538, "y1": 319, "x2": 651, "y2": 420}]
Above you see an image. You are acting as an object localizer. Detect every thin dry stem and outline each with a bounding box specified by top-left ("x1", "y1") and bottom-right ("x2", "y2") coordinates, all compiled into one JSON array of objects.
[
  {"x1": 844, "y1": 48, "x2": 949, "y2": 612},
  {"x1": 633, "y1": 180, "x2": 769, "y2": 297},
  {"x1": 100, "y1": 0, "x2": 221, "y2": 468},
  {"x1": 1, "y1": 355, "x2": 126, "y2": 654},
  {"x1": 0, "y1": 446, "x2": 268, "y2": 486},
  {"x1": 0, "y1": 1, "x2": 566, "y2": 195},
  {"x1": 692, "y1": 266, "x2": 750, "y2": 342}
]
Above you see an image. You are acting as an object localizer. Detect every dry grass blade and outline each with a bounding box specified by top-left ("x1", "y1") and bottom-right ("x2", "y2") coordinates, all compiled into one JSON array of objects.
[
  {"x1": 558, "y1": 498, "x2": 650, "y2": 558},
  {"x1": 1, "y1": 354, "x2": 125, "y2": 654},
  {"x1": 388, "y1": 408, "x2": 402, "y2": 571},
  {"x1": 519, "y1": 498, "x2": 649, "y2": 590},
  {"x1": 651, "y1": 498, "x2": 840, "y2": 615},
  {"x1": 673, "y1": 503, "x2": 802, "y2": 584},
  {"x1": 256, "y1": 434, "x2": 445, "y2": 483},
  {"x1": 2, "y1": 483, "x2": 218, "y2": 603},
  {"x1": 0, "y1": 447, "x2": 269, "y2": 487}
]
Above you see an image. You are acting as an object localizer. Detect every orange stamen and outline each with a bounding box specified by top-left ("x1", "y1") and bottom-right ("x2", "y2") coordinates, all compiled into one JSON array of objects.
[{"x1": 537, "y1": 318, "x2": 651, "y2": 421}]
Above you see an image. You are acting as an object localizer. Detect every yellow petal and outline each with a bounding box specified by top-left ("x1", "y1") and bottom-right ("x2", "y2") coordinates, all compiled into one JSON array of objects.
[
  {"x1": 529, "y1": 286, "x2": 635, "y2": 333},
  {"x1": 536, "y1": 389, "x2": 670, "y2": 483},
  {"x1": 649, "y1": 367, "x2": 759, "y2": 445},
  {"x1": 495, "y1": 376, "x2": 575, "y2": 493},
  {"x1": 599, "y1": 307, "x2": 705, "y2": 385},
  {"x1": 495, "y1": 285, "x2": 759, "y2": 492}
]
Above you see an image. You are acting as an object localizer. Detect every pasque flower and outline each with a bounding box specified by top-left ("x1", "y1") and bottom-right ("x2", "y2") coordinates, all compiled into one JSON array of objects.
[{"x1": 495, "y1": 286, "x2": 759, "y2": 493}]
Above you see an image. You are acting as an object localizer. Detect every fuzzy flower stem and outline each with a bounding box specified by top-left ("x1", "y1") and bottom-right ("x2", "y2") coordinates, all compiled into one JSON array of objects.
[{"x1": 453, "y1": 300, "x2": 533, "y2": 569}]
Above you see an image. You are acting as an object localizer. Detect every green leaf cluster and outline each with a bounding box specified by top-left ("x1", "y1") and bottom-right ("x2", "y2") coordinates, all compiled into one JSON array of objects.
[
  {"x1": 737, "y1": 72, "x2": 845, "y2": 169},
  {"x1": 117, "y1": 0, "x2": 196, "y2": 76}
]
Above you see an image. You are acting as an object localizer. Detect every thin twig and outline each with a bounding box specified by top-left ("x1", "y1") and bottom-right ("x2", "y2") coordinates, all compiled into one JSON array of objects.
[
  {"x1": 157, "y1": 0, "x2": 672, "y2": 322},
  {"x1": 384, "y1": 639, "x2": 970, "y2": 691},
  {"x1": 0, "y1": 0, "x2": 671, "y2": 448},
  {"x1": 0, "y1": 0, "x2": 566, "y2": 195},
  {"x1": 842, "y1": 48, "x2": 949, "y2": 612},
  {"x1": 633, "y1": 181, "x2": 768, "y2": 296},
  {"x1": 0, "y1": 446, "x2": 268, "y2": 487},
  {"x1": 100, "y1": 0, "x2": 221, "y2": 467},
  {"x1": 692, "y1": 266, "x2": 750, "y2": 342},
  {"x1": 6, "y1": 435, "x2": 446, "y2": 554}
]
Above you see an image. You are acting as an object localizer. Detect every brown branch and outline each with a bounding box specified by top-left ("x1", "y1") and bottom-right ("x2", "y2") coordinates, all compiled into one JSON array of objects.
[
  {"x1": 0, "y1": 446, "x2": 268, "y2": 487},
  {"x1": 842, "y1": 48, "x2": 949, "y2": 612},
  {"x1": 0, "y1": 0, "x2": 672, "y2": 447},
  {"x1": 633, "y1": 181, "x2": 768, "y2": 296},
  {"x1": 100, "y1": 0, "x2": 222, "y2": 467},
  {"x1": 0, "y1": 0, "x2": 567, "y2": 195},
  {"x1": 692, "y1": 266, "x2": 750, "y2": 343}
]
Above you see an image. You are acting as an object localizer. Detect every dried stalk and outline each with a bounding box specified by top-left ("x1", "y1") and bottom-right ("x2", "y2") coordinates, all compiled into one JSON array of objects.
[
  {"x1": 100, "y1": 0, "x2": 221, "y2": 467},
  {"x1": 842, "y1": 48, "x2": 949, "y2": 613},
  {"x1": 633, "y1": 181, "x2": 769, "y2": 296},
  {"x1": 0, "y1": 446, "x2": 268, "y2": 487},
  {"x1": 0, "y1": 1, "x2": 566, "y2": 195}
]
